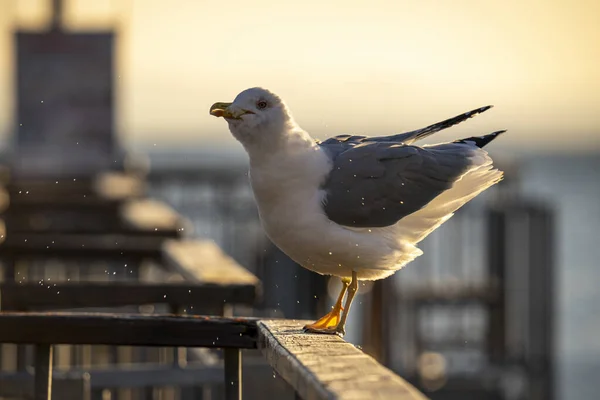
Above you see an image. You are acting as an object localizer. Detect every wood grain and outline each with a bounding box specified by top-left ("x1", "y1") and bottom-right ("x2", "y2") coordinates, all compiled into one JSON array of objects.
[{"x1": 258, "y1": 319, "x2": 428, "y2": 400}]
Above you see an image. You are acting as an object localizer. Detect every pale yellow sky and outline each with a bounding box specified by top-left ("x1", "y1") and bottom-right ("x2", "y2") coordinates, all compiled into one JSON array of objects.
[{"x1": 0, "y1": 0, "x2": 599, "y2": 153}]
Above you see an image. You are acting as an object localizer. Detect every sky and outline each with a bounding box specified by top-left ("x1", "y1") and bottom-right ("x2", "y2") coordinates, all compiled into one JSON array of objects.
[{"x1": 0, "y1": 0, "x2": 599, "y2": 154}]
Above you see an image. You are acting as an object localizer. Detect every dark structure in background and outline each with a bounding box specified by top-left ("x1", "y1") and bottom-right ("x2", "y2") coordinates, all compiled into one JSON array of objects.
[
  {"x1": 11, "y1": 0, "x2": 121, "y2": 181},
  {"x1": 359, "y1": 194, "x2": 554, "y2": 400},
  {"x1": 486, "y1": 201, "x2": 554, "y2": 400}
]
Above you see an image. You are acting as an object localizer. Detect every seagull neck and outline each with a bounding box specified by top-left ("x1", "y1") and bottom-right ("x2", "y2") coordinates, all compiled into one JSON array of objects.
[{"x1": 246, "y1": 127, "x2": 316, "y2": 167}]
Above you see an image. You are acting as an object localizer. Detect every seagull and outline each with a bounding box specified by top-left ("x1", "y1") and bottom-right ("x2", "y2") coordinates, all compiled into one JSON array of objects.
[{"x1": 210, "y1": 87, "x2": 504, "y2": 335}]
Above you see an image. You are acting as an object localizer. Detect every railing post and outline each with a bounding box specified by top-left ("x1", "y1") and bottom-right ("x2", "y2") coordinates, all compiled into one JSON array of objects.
[
  {"x1": 224, "y1": 348, "x2": 241, "y2": 400},
  {"x1": 34, "y1": 344, "x2": 53, "y2": 400}
]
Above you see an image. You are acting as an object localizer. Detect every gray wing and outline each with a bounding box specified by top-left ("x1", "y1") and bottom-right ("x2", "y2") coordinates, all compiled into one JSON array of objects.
[
  {"x1": 364, "y1": 105, "x2": 492, "y2": 144},
  {"x1": 321, "y1": 141, "x2": 478, "y2": 228},
  {"x1": 318, "y1": 105, "x2": 492, "y2": 153}
]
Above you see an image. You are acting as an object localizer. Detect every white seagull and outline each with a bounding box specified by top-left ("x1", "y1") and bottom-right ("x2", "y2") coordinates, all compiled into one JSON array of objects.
[{"x1": 210, "y1": 87, "x2": 504, "y2": 335}]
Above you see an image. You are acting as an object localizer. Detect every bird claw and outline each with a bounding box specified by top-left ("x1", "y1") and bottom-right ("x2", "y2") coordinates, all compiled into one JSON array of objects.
[{"x1": 303, "y1": 325, "x2": 345, "y2": 337}]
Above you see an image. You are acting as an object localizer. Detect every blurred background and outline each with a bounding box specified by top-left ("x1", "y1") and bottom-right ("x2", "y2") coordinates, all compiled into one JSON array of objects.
[{"x1": 0, "y1": 0, "x2": 598, "y2": 399}]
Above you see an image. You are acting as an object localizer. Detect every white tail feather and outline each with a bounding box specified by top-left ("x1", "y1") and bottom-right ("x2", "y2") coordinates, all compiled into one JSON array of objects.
[{"x1": 396, "y1": 154, "x2": 503, "y2": 245}]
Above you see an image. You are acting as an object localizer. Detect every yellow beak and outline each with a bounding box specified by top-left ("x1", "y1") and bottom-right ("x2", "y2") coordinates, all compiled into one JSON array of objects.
[
  {"x1": 209, "y1": 102, "x2": 233, "y2": 118},
  {"x1": 210, "y1": 102, "x2": 255, "y2": 119}
]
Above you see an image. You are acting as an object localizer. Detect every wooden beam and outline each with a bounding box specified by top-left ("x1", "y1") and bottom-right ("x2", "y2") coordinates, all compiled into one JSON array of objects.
[
  {"x1": 258, "y1": 320, "x2": 429, "y2": 400},
  {"x1": 0, "y1": 233, "x2": 164, "y2": 258},
  {"x1": 163, "y1": 239, "x2": 261, "y2": 289},
  {"x1": 0, "y1": 313, "x2": 258, "y2": 349},
  {"x1": 120, "y1": 199, "x2": 189, "y2": 237},
  {"x1": 93, "y1": 172, "x2": 145, "y2": 201},
  {"x1": 0, "y1": 281, "x2": 257, "y2": 310}
]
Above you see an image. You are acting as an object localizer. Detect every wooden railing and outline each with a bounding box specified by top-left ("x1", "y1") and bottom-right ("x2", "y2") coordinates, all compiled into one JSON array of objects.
[
  {"x1": 0, "y1": 312, "x2": 427, "y2": 400},
  {"x1": 0, "y1": 167, "x2": 429, "y2": 399}
]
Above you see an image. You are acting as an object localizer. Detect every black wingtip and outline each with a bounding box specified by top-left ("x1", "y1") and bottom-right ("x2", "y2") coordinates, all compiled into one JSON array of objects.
[
  {"x1": 407, "y1": 105, "x2": 496, "y2": 142},
  {"x1": 454, "y1": 130, "x2": 506, "y2": 148},
  {"x1": 467, "y1": 105, "x2": 493, "y2": 117}
]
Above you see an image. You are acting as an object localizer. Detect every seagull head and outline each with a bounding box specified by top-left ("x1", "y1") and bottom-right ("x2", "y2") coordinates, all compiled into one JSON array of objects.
[{"x1": 209, "y1": 87, "x2": 294, "y2": 147}]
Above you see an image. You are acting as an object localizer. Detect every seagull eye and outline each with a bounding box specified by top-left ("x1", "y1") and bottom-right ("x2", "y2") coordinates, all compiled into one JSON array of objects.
[{"x1": 256, "y1": 100, "x2": 268, "y2": 110}]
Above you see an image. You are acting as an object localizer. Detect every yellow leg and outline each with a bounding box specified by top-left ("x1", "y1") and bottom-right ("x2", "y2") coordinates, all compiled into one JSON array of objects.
[
  {"x1": 303, "y1": 278, "x2": 349, "y2": 333},
  {"x1": 335, "y1": 271, "x2": 358, "y2": 336}
]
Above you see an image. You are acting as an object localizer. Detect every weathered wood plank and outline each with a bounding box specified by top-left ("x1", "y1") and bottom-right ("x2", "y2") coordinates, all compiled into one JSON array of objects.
[
  {"x1": 93, "y1": 172, "x2": 145, "y2": 201},
  {"x1": 5, "y1": 172, "x2": 142, "y2": 203},
  {"x1": 120, "y1": 199, "x2": 189, "y2": 236},
  {"x1": 0, "y1": 312, "x2": 257, "y2": 348},
  {"x1": 163, "y1": 239, "x2": 260, "y2": 287},
  {"x1": 5, "y1": 173, "x2": 142, "y2": 207},
  {"x1": 0, "y1": 233, "x2": 164, "y2": 258},
  {"x1": 258, "y1": 320, "x2": 428, "y2": 400},
  {"x1": 0, "y1": 281, "x2": 257, "y2": 310}
]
